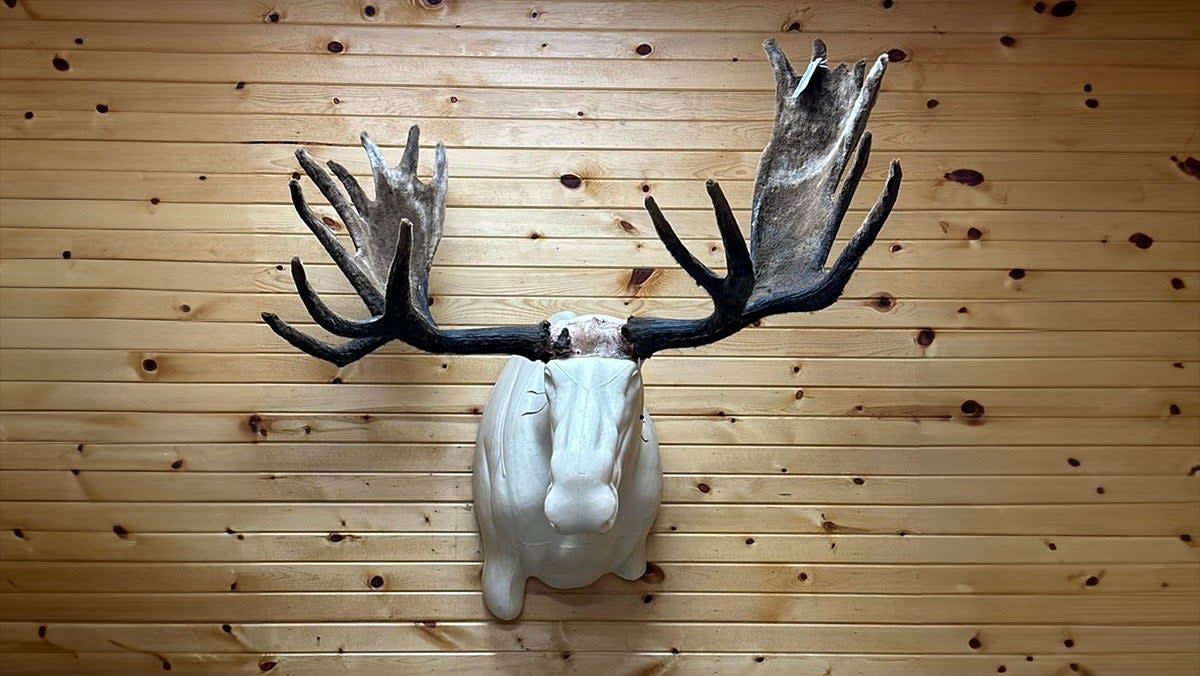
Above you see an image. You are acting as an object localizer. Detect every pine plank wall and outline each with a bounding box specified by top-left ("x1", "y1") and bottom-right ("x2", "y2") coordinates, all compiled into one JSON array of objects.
[{"x1": 0, "y1": 0, "x2": 1198, "y2": 674}]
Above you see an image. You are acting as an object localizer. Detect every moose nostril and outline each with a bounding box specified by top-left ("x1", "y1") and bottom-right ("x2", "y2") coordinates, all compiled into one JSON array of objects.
[{"x1": 544, "y1": 483, "x2": 618, "y2": 534}]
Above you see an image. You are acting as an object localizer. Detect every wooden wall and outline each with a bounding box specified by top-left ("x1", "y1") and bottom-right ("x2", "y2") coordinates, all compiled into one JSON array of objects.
[{"x1": 1, "y1": 1, "x2": 1198, "y2": 674}]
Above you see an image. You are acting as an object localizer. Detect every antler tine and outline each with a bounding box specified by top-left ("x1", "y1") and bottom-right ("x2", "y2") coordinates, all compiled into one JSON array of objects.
[
  {"x1": 706, "y1": 180, "x2": 753, "y2": 289},
  {"x1": 642, "y1": 195, "x2": 722, "y2": 296},
  {"x1": 763, "y1": 37, "x2": 800, "y2": 93},
  {"x1": 832, "y1": 159, "x2": 901, "y2": 274},
  {"x1": 816, "y1": 130, "x2": 873, "y2": 265},
  {"x1": 360, "y1": 130, "x2": 389, "y2": 176},
  {"x1": 826, "y1": 52, "x2": 888, "y2": 197},
  {"x1": 432, "y1": 141, "x2": 448, "y2": 191},
  {"x1": 381, "y1": 219, "x2": 439, "y2": 351},
  {"x1": 289, "y1": 257, "x2": 386, "y2": 338},
  {"x1": 325, "y1": 159, "x2": 371, "y2": 221},
  {"x1": 399, "y1": 124, "x2": 421, "y2": 175},
  {"x1": 295, "y1": 149, "x2": 365, "y2": 235},
  {"x1": 260, "y1": 311, "x2": 390, "y2": 367},
  {"x1": 287, "y1": 179, "x2": 385, "y2": 314}
]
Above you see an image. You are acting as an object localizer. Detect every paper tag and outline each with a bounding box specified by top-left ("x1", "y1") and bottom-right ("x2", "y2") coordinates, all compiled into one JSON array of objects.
[{"x1": 792, "y1": 57, "x2": 827, "y2": 98}]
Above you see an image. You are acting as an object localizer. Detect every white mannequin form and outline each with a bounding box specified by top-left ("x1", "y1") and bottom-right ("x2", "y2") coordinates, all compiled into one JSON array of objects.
[{"x1": 473, "y1": 312, "x2": 661, "y2": 620}]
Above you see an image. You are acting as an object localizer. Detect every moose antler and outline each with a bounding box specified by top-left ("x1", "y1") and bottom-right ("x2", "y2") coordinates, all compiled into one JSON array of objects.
[
  {"x1": 261, "y1": 126, "x2": 555, "y2": 366},
  {"x1": 264, "y1": 38, "x2": 899, "y2": 365},
  {"x1": 621, "y1": 38, "x2": 902, "y2": 358}
]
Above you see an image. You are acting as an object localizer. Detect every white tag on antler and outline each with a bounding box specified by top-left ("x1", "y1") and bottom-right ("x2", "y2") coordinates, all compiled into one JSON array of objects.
[{"x1": 792, "y1": 57, "x2": 827, "y2": 98}]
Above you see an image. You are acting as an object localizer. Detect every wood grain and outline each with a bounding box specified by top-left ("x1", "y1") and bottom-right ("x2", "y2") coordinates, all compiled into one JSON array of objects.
[{"x1": 2, "y1": 1, "x2": 1198, "y2": 673}]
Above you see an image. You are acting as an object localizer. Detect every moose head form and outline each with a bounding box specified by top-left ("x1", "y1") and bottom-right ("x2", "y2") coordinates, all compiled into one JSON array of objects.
[
  {"x1": 262, "y1": 38, "x2": 901, "y2": 619},
  {"x1": 541, "y1": 349, "x2": 644, "y2": 535}
]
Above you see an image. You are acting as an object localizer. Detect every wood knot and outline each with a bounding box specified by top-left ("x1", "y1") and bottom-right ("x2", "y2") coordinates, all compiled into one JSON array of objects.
[
  {"x1": 926, "y1": 98, "x2": 939, "y2": 109},
  {"x1": 960, "y1": 399, "x2": 985, "y2": 418},
  {"x1": 966, "y1": 227, "x2": 983, "y2": 240},
  {"x1": 1008, "y1": 268, "x2": 1026, "y2": 280},
  {"x1": 369, "y1": 575, "x2": 384, "y2": 588},
  {"x1": 112, "y1": 525, "x2": 129, "y2": 538},
  {"x1": 869, "y1": 292, "x2": 895, "y2": 312},
  {"x1": 52, "y1": 56, "x2": 70, "y2": 71},
  {"x1": 559, "y1": 173, "x2": 581, "y2": 189},
  {"x1": 915, "y1": 328, "x2": 935, "y2": 347},
  {"x1": 1000, "y1": 35, "x2": 1016, "y2": 47},
  {"x1": 1050, "y1": 0, "x2": 1077, "y2": 17},
  {"x1": 248, "y1": 414, "x2": 267, "y2": 438},
  {"x1": 640, "y1": 562, "x2": 666, "y2": 583},
  {"x1": 697, "y1": 482, "x2": 711, "y2": 493},
  {"x1": 628, "y1": 267, "x2": 655, "y2": 287},
  {"x1": 1128, "y1": 232, "x2": 1153, "y2": 249},
  {"x1": 886, "y1": 48, "x2": 907, "y2": 63},
  {"x1": 635, "y1": 43, "x2": 652, "y2": 56},
  {"x1": 944, "y1": 169, "x2": 984, "y2": 186},
  {"x1": 1170, "y1": 155, "x2": 1200, "y2": 179}
]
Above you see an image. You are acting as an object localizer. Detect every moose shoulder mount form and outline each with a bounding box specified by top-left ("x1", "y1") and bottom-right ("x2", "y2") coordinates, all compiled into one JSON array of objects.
[{"x1": 263, "y1": 39, "x2": 901, "y2": 620}]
